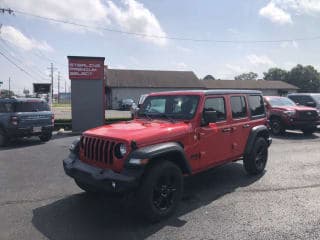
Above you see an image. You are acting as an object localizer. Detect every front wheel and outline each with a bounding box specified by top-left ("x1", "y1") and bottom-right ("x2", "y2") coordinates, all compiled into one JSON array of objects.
[
  {"x1": 0, "y1": 129, "x2": 8, "y2": 147},
  {"x1": 271, "y1": 119, "x2": 285, "y2": 135},
  {"x1": 39, "y1": 132, "x2": 52, "y2": 142},
  {"x1": 243, "y1": 137, "x2": 268, "y2": 175},
  {"x1": 137, "y1": 161, "x2": 183, "y2": 222}
]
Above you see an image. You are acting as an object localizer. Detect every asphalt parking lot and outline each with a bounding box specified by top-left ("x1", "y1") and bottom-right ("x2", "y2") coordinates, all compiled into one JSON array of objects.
[{"x1": 1, "y1": 131, "x2": 320, "y2": 240}]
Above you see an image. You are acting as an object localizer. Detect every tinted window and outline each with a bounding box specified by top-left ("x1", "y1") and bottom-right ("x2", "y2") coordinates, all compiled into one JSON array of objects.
[
  {"x1": 204, "y1": 97, "x2": 226, "y2": 121},
  {"x1": 14, "y1": 101, "x2": 50, "y2": 112},
  {"x1": 0, "y1": 103, "x2": 13, "y2": 113},
  {"x1": 248, "y1": 95, "x2": 265, "y2": 117},
  {"x1": 231, "y1": 96, "x2": 247, "y2": 119},
  {"x1": 289, "y1": 95, "x2": 314, "y2": 105}
]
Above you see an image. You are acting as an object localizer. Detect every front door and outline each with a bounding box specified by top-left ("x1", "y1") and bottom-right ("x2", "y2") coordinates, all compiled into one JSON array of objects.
[{"x1": 196, "y1": 96, "x2": 232, "y2": 170}]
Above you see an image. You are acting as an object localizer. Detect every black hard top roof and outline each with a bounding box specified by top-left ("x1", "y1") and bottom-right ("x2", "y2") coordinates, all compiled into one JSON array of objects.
[{"x1": 149, "y1": 89, "x2": 262, "y2": 96}]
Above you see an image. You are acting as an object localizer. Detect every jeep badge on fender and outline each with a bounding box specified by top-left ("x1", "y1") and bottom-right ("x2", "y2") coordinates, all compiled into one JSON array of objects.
[{"x1": 63, "y1": 90, "x2": 272, "y2": 222}]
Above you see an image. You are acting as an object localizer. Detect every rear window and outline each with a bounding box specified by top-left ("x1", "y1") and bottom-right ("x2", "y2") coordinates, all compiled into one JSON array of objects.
[
  {"x1": 231, "y1": 96, "x2": 247, "y2": 119},
  {"x1": 0, "y1": 103, "x2": 13, "y2": 113},
  {"x1": 248, "y1": 95, "x2": 265, "y2": 117},
  {"x1": 14, "y1": 101, "x2": 50, "y2": 112}
]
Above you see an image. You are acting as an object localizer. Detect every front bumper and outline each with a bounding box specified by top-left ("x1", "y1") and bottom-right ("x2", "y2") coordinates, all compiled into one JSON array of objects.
[
  {"x1": 286, "y1": 119, "x2": 320, "y2": 129},
  {"x1": 63, "y1": 156, "x2": 139, "y2": 193}
]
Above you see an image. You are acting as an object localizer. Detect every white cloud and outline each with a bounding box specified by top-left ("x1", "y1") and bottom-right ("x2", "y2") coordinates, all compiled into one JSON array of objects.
[
  {"x1": 1, "y1": 25, "x2": 53, "y2": 52},
  {"x1": 259, "y1": 2, "x2": 293, "y2": 25},
  {"x1": 2, "y1": 0, "x2": 167, "y2": 46},
  {"x1": 225, "y1": 64, "x2": 247, "y2": 73},
  {"x1": 174, "y1": 62, "x2": 188, "y2": 70},
  {"x1": 246, "y1": 54, "x2": 275, "y2": 67},
  {"x1": 280, "y1": 40, "x2": 299, "y2": 49},
  {"x1": 274, "y1": 0, "x2": 320, "y2": 14},
  {"x1": 106, "y1": 0, "x2": 167, "y2": 46}
]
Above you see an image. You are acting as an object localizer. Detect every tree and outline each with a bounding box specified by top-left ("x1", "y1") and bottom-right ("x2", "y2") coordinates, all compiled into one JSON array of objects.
[
  {"x1": 0, "y1": 89, "x2": 15, "y2": 98},
  {"x1": 263, "y1": 68, "x2": 288, "y2": 81},
  {"x1": 203, "y1": 75, "x2": 215, "y2": 81},
  {"x1": 285, "y1": 64, "x2": 320, "y2": 92},
  {"x1": 234, "y1": 72, "x2": 258, "y2": 81}
]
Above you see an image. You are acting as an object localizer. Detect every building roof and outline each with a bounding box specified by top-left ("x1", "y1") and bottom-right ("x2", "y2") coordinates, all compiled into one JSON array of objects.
[
  {"x1": 105, "y1": 68, "x2": 205, "y2": 88},
  {"x1": 203, "y1": 79, "x2": 299, "y2": 90}
]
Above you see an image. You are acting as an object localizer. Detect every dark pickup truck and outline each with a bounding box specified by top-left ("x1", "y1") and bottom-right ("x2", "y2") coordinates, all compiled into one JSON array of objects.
[{"x1": 0, "y1": 98, "x2": 54, "y2": 146}]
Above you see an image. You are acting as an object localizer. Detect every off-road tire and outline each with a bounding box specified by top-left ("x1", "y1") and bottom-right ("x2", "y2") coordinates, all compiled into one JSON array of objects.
[
  {"x1": 270, "y1": 118, "x2": 285, "y2": 135},
  {"x1": 302, "y1": 128, "x2": 316, "y2": 135},
  {"x1": 39, "y1": 132, "x2": 52, "y2": 142},
  {"x1": 137, "y1": 161, "x2": 183, "y2": 222},
  {"x1": 0, "y1": 129, "x2": 8, "y2": 147},
  {"x1": 243, "y1": 137, "x2": 268, "y2": 175}
]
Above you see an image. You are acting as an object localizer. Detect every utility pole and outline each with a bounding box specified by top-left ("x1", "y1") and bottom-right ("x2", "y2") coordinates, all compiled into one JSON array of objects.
[
  {"x1": 57, "y1": 71, "x2": 60, "y2": 104},
  {"x1": 47, "y1": 63, "x2": 56, "y2": 107},
  {"x1": 8, "y1": 77, "x2": 11, "y2": 97}
]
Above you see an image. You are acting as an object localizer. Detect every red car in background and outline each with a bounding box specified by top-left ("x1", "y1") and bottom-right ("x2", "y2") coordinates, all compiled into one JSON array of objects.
[{"x1": 264, "y1": 96, "x2": 320, "y2": 135}]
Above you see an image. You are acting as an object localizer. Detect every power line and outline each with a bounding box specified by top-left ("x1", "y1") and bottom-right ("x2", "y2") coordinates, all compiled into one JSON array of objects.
[
  {"x1": 6, "y1": 8, "x2": 320, "y2": 44},
  {"x1": 0, "y1": 49, "x2": 41, "y2": 80}
]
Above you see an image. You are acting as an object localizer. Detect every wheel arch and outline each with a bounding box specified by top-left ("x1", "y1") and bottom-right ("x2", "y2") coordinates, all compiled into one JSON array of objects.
[
  {"x1": 244, "y1": 125, "x2": 270, "y2": 156},
  {"x1": 126, "y1": 142, "x2": 192, "y2": 175}
]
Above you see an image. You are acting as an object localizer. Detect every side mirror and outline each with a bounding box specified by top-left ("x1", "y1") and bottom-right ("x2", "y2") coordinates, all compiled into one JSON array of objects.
[
  {"x1": 202, "y1": 110, "x2": 217, "y2": 126},
  {"x1": 306, "y1": 101, "x2": 316, "y2": 108}
]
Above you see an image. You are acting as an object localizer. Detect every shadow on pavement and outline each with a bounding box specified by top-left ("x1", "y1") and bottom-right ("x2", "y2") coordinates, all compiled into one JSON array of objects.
[
  {"x1": 0, "y1": 134, "x2": 78, "y2": 151},
  {"x1": 272, "y1": 130, "x2": 319, "y2": 140},
  {"x1": 32, "y1": 162, "x2": 264, "y2": 240}
]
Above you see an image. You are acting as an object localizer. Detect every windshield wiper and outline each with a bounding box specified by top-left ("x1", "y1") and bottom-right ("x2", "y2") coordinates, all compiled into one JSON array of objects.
[
  {"x1": 158, "y1": 113, "x2": 176, "y2": 123},
  {"x1": 139, "y1": 112, "x2": 152, "y2": 121}
]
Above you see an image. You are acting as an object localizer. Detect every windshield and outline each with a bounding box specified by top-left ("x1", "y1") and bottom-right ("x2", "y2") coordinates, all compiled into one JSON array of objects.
[
  {"x1": 312, "y1": 95, "x2": 320, "y2": 103},
  {"x1": 14, "y1": 101, "x2": 50, "y2": 112},
  {"x1": 138, "y1": 95, "x2": 199, "y2": 120},
  {"x1": 268, "y1": 97, "x2": 296, "y2": 107}
]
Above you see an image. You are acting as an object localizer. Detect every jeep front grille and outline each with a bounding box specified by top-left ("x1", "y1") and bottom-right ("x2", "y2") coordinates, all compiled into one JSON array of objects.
[{"x1": 80, "y1": 136, "x2": 116, "y2": 165}]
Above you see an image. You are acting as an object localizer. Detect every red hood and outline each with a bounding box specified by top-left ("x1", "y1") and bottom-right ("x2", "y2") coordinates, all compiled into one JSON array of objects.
[
  {"x1": 271, "y1": 105, "x2": 317, "y2": 111},
  {"x1": 84, "y1": 119, "x2": 192, "y2": 146}
]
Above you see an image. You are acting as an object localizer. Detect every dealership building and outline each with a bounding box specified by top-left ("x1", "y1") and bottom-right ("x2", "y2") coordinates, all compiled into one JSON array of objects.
[{"x1": 104, "y1": 67, "x2": 298, "y2": 109}]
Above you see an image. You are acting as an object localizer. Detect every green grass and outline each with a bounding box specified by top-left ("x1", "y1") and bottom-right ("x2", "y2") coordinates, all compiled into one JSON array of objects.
[{"x1": 52, "y1": 103, "x2": 71, "y2": 108}]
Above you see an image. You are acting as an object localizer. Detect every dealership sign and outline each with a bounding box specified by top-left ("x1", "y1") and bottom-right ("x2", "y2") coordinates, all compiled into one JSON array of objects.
[{"x1": 68, "y1": 56, "x2": 105, "y2": 80}]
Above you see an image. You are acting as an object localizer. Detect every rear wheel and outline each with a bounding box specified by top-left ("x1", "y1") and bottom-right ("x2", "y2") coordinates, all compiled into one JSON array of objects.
[
  {"x1": 244, "y1": 137, "x2": 268, "y2": 175},
  {"x1": 270, "y1": 119, "x2": 285, "y2": 135},
  {"x1": 302, "y1": 128, "x2": 316, "y2": 135},
  {"x1": 137, "y1": 161, "x2": 183, "y2": 222},
  {"x1": 39, "y1": 132, "x2": 52, "y2": 142},
  {"x1": 0, "y1": 129, "x2": 8, "y2": 147}
]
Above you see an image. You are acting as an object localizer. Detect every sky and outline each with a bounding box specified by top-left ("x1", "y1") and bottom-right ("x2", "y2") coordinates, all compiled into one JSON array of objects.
[{"x1": 0, "y1": 0, "x2": 319, "y2": 95}]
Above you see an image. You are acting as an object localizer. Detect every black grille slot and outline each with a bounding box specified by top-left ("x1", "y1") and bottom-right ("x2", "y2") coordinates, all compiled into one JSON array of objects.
[{"x1": 81, "y1": 136, "x2": 116, "y2": 165}]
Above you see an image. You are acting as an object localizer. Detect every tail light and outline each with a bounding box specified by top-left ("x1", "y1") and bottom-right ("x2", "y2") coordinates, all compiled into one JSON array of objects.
[
  {"x1": 11, "y1": 116, "x2": 18, "y2": 126},
  {"x1": 51, "y1": 115, "x2": 55, "y2": 125}
]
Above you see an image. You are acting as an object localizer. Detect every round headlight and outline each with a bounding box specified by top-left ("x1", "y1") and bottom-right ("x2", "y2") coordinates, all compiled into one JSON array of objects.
[{"x1": 119, "y1": 144, "x2": 127, "y2": 156}]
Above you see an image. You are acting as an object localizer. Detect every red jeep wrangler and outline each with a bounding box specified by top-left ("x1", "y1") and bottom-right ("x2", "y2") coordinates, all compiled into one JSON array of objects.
[
  {"x1": 264, "y1": 96, "x2": 320, "y2": 135},
  {"x1": 64, "y1": 90, "x2": 272, "y2": 221}
]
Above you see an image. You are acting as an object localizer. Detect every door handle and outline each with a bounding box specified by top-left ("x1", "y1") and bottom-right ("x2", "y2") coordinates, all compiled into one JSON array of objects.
[
  {"x1": 222, "y1": 127, "x2": 232, "y2": 133},
  {"x1": 243, "y1": 124, "x2": 250, "y2": 128}
]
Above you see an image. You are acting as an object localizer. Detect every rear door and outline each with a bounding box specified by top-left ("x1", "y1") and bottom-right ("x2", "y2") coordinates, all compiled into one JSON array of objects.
[{"x1": 229, "y1": 95, "x2": 251, "y2": 159}]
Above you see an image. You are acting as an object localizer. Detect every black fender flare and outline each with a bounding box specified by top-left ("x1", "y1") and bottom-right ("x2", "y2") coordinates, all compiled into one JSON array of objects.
[
  {"x1": 125, "y1": 142, "x2": 191, "y2": 174},
  {"x1": 244, "y1": 125, "x2": 270, "y2": 155}
]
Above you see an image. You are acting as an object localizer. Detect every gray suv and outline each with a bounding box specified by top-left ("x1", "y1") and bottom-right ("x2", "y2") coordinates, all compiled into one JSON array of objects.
[
  {"x1": 288, "y1": 93, "x2": 320, "y2": 111},
  {"x1": 0, "y1": 98, "x2": 54, "y2": 146}
]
